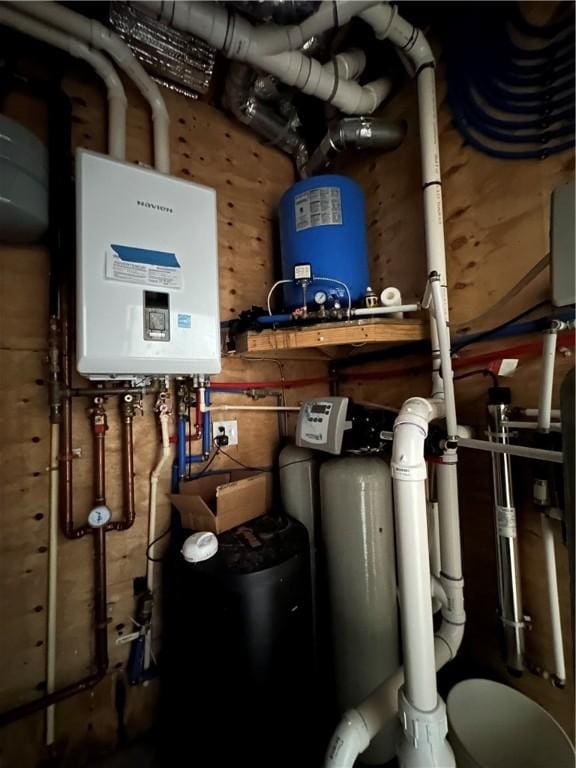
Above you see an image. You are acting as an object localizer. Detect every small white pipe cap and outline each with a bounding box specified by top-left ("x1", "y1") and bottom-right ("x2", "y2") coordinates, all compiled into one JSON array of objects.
[{"x1": 181, "y1": 531, "x2": 218, "y2": 563}]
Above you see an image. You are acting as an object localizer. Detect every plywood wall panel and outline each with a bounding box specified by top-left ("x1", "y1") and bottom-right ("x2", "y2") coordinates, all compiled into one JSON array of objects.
[{"x1": 0, "y1": 55, "x2": 310, "y2": 767}]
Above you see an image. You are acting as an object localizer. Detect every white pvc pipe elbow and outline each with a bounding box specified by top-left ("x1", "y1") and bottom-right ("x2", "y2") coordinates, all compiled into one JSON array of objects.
[
  {"x1": 16, "y1": 1, "x2": 170, "y2": 173},
  {"x1": 0, "y1": 4, "x2": 127, "y2": 160},
  {"x1": 323, "y1": 49, "x2": 367, "y2": 81},
  {"x1": 324, "y1": 709, "x2": 371, "y2": 768},
  {"x1": 139, "y1": 0, "x2": 391, "y2": 115}
]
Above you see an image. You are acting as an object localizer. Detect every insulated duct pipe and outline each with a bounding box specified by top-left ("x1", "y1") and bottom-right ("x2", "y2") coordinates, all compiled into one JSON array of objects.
[
  {"x1": 224, "y1": 63, "x2": 307, "y2": 165},
  {"x1": 0, "y1": 4, "x2": 127, "y2": 160},
  {"x1": 13, "y1": 0, "x2": 170, "y2": 173},
  {"x1": 301, "y1": 116, "x2": 406, "y2": 176},
  {"x1": 139, "y1": 1, "x2": 391, "y2": 115}
]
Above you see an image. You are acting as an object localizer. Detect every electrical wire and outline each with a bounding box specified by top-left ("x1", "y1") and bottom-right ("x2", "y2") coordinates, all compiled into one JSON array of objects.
[
  {"x1": 453, "y1": 368, "x2": 499, "y2": 387},
  {"x1": 214, "y1": 445, "x2": 272, "y2": 473},
  {"x1": 145, "y1": 526, "x2": 172, "y2": 563}
]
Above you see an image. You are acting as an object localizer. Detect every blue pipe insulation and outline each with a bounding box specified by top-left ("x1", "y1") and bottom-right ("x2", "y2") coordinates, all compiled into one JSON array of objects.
[
  {"x1": 177, "y1": 417, "x2": 186, "y2": 479},
  {"x1": 202, "y1": 388, "x2": 211, "y2": 456},
  {"x1": 257, "y1": 314, "x2": 293, "y2": 325}
]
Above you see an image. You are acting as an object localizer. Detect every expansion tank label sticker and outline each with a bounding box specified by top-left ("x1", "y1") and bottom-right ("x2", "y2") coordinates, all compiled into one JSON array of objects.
[
  {"x1": 106, "y1": 244, "x2": 182, "y2": 289},
  {"x1": 294, "y1": 187, "x2": 342, "y2": 232}
]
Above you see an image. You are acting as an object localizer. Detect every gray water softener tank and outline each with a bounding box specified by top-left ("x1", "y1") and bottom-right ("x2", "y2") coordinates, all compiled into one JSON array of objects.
[{"x1": 0, "y1": 115, "x2": 49, "y2": 243}]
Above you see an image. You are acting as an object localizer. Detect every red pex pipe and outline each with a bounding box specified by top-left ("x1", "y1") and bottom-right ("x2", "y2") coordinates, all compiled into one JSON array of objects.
[
  {"x1": 213, "y1": 332, "x2": 574, "y2": 390},
  {"x1": 211, "y1": 376, "x2": 330, "y2": 390}
]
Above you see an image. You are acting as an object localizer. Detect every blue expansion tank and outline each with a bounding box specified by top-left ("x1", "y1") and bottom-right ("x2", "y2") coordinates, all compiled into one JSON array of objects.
[{"x1": 278, "y1": 175, "x2": 370, "y2": 310}]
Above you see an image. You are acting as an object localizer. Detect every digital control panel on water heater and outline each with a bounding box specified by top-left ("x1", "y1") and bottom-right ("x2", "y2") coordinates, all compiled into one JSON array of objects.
[{"x1": 76, "y1": 149, "x2": 221, "y2": 379}]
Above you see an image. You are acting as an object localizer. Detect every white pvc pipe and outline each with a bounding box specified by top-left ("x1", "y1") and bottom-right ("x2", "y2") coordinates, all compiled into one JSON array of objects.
[
  {"x1": 141, "y1": 0, "x2": 378, "y2": 59},
  {"x1": 203, "y1": 404, "x2": 300, "y2": 413},
  {"x1": 427, "y1": 499, "x2": 442, "y2": 579},
  {"x1": 460, "y1": 437, "x2": 564, "y2": 463},
  {"x1": 505, "y1": 421, "x2": 562, "y2": 431},
  {"x1": 326, "y1": 396, "x2": 465, "y2": 768},
  {"x1": 523, "y1": 408, "x2": 561, "y2": 419},
  {"x1": 361, "y1": 4, "x2": 448, "y2": 402},
  {"x1": 352, "y1": 304, "x2": 419, "y2": 317},
  {"x1": 45, "y1": 422, "x2": 60, "y2": 746},
  {"x1": 323, "y1": 49, "x2": 367, "y2": 81},
  {"x1": 537, "y1": 331, "x2": 558, "y2": 432},
  {"x1": 140, "y1": 1, "x2": 390, "y2": 115},
  {"x1": 430, "y1": 277, "x2": 457, "y2": 436},
  {"x1": 16, "y1": 1, "x2": 170, "y2": 173},
  {"x1": 541, "y1": 515, "x2": 566, "y2": 684},
  {"x1": 144, "y1": 408, "x2": 171, "y2": 669},
  {"x1": 392, "y1": 398, "x2": 440, "y2": 713},
  {"x1": 436, "y1": 462, "x2": 463, "y2": 580},
  {"x1": 536, "y1": 327, "x2": 566, "y2": 685},
  {"x1": 0, "y1": 4, "x2": 127, "y2": 160}
]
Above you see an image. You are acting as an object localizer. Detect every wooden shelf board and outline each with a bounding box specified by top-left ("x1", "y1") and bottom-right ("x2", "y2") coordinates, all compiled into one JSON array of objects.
[{"x1": 234, "y1": 318, "x2": 428, "y2": 354}]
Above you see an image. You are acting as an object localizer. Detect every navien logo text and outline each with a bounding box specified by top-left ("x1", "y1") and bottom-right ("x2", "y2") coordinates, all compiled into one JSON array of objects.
[{"x1": 137, "y1": 200, "x2": 174, "y2": 214}]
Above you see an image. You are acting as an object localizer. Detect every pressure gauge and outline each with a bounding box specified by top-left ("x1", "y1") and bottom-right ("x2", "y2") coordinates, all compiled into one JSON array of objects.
[
  {"x1": 88, "y1": 505, "x2": 112, "y2": 528},
  {"x1": 314, "y1": 290, "x2": 327, "y2": 306}
]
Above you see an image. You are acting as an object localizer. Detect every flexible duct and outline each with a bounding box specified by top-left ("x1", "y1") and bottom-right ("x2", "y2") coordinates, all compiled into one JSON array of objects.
[
  {"x1": 302, "y1": 116, "x2": 406, "y2": 176},
  {"x1": 224, "y1": 63, "x2": 307, "y2": 165}
]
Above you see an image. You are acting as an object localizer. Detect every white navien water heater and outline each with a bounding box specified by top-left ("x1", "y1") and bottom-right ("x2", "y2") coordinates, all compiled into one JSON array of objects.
[{"x1": 76, "y1": 149, "x2": 221, "y2": 379}]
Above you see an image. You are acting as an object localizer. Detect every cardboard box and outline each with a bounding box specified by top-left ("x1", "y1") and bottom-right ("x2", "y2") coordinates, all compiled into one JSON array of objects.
[{"x1": 170, "y1": 471, "x2": 272, "y2": 534}]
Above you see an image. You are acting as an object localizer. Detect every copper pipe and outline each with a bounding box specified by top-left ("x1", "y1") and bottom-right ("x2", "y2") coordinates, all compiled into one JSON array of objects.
[
  {"x1": 69, "y1": 386, "x2": 156, "y2": 397},
  {"x1": 60, "y1": 296, "x2": 90, "y2": 539},
  {"x1": 0, "y1": 465, "x2": 109, "y2": 728},
  {"x1": 93, "y1": 526, "x2": 109, "y2": 671},
  {"x1": 106, "y1": 396, "x2": 136, "y2": 532},
  {"x1": 0, "y1": 414, "x2": 111, "y2": 726},
  {"x1": 90, "y1": 400, "x2": 107, "y2": 506}
]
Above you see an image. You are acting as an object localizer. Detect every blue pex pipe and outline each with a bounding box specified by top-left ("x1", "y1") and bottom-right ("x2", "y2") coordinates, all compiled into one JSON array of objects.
[
  {"x1": 177, "y1": 417, "x2": 186, "y2": 479},
  {"x1": 202, "y1": 388, "x2": 211, "y2": 456},
  {"x1": 257, "y1": 314, "x2": 293, "y2": 325}
]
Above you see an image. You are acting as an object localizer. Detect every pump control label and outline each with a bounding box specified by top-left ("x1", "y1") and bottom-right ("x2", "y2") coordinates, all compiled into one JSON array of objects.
[
  {"x1": 106, "y1": 244, "x2": 182, "y2": 289},
  {"x1": 295, "y1": 187, "x2": 342, "y2": 231},
  {"x1": 496, "y1": 505, "x2": 517, "y2": 539}
]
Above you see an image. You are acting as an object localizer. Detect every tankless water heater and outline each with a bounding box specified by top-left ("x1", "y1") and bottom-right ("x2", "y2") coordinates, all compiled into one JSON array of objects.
[{"x1": 76, "y1": 149, "x2": 220, "y2": 379}]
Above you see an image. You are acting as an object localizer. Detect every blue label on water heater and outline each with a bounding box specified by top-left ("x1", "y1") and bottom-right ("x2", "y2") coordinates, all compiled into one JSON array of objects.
[
  {"x1": 177, "y1": 314, "x2": 192, "y2": 329},
  {"x1": 111, "y1": 244, "x2": 180, "y2": 268}
]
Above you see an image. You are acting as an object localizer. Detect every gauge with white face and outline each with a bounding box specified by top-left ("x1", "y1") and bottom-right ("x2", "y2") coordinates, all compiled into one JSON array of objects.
[
  {"x1": 88, "y1": 505, "x2": 112, "y2": 528},
  {"x1": 314, "y1": 290, "x2": 328, "y2": 306}
]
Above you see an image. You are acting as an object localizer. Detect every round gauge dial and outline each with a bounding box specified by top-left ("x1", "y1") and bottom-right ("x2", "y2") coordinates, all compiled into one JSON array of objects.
[
  {"x1": 88, "y1": 505, "x2": 112, "y2": 528},
  {"x1": 314, "y1": 290, "x2": 328, "y2": 305}
]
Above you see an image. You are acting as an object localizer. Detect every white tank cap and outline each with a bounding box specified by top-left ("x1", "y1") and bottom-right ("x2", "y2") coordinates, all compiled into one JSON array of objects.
[{"x1": 181, "y1": 531, "x2": 218, "y2": 563}]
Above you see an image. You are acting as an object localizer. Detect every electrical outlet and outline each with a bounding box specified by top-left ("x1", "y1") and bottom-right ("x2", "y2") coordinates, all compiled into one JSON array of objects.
[{"x1": 212, "y1": 420, "x2": 238, "y2": 447}]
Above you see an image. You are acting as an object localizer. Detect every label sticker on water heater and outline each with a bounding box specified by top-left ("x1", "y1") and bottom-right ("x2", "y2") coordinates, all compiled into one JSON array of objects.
[
  {"x1": 294, "y1": 187, "x2": 342, "y2": 232},
  {"x1": 106, "y1": 244, "x2": 182, "y2": 289}
]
